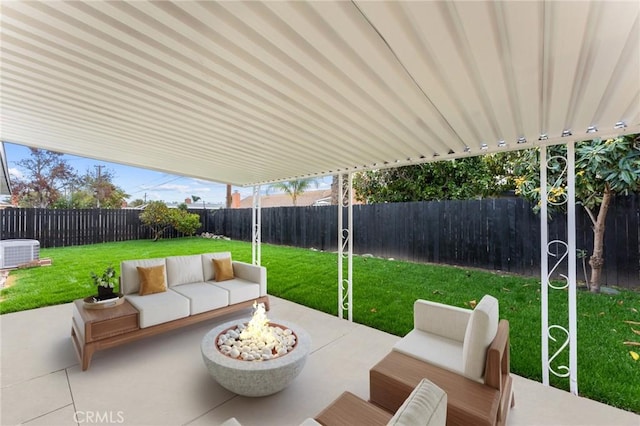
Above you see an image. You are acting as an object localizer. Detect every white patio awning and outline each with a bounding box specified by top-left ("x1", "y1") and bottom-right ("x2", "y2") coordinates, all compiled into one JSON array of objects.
[{"x1": 1, "y1": 1, "x2": 638, "y2": 186}]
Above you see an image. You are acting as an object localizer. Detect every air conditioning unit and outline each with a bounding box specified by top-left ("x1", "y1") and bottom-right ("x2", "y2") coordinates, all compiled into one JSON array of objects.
[{"x1": 0, "y1": 239, "x2": 40, "y2": 268}]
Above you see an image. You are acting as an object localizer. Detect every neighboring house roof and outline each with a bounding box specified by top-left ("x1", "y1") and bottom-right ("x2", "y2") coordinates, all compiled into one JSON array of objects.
[
  {"x1": 239, "y1": 189, "x2": 333, "y2": 208},
  {"x1": 0, "y1": 142, "x2": 12, "y2": 196}
]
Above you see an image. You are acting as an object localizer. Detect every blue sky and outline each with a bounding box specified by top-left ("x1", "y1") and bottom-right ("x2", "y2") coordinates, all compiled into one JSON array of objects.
[{"x1": 5, "y1": 142, "x2": 330, "y2": 205}]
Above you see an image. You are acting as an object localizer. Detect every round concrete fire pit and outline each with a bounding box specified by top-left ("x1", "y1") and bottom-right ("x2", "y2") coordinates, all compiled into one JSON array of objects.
[{"x1": 201, "y1": 318, "x2": 311, "y2": 397}]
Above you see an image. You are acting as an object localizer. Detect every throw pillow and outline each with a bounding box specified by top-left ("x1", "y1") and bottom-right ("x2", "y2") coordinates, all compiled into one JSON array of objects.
[
  {"x1": 387, "y1": 378, "x2": 447, "y2": 426},
  {"x1": 213, "y1": 257, "x2": 234, "y2": 282},
  {"x1": 137, "y1": 265, "x2": 167, "y2": 295}
]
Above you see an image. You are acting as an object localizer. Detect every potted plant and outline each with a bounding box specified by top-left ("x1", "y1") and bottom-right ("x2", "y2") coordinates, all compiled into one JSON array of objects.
[{"x1": 91, "y1": 266, "x2": 118, "y2": 300}]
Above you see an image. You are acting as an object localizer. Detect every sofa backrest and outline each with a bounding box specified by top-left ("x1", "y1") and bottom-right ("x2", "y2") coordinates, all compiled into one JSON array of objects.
[
  {"x1": 120, "y1": 258, "x2": 167, "y2": 295},
  {"x1": 166, "y1": 255, "x2": 204, "y2": 287},
  {"x1": 461, "y1": 295, "x2": 499, "y2": 380},
  {"x1": 201, "y1": 252, "x2": 232, "y2": 281}
]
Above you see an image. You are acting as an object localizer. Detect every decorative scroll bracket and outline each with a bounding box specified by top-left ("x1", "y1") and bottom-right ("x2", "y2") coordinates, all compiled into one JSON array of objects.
[
  {"x1": 540, "y1": 142, "x2": 578, "y2": 395},
  {"x1": 252, "y1": 185, "x2": 261, "y2": 266},
  {"x1": 337, "y1": 173, "x2": 353, "y2": 322}
]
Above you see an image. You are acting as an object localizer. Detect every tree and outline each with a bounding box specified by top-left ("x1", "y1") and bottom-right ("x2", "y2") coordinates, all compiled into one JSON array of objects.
[
  {"x1": 129, "y1": 199, "x2": 146, "y2": 208},
  {"x1": 81, "y1": 167, "x2": 129, "y2": 208},
  {"x1": 50, "y1": 167, "x2": 128, "y2": 209},
  {"x1": 269, "y1": 179, "x2": 318, "y2": 206},
  {"x1": 191, "y1": 195, "x2": 206, "y2": 209},
  {"x1": 139, "y1": 201, "x2": 202, "y2": 241},
  {"x1": 171, "y1": 209, "x2": 201, "y2": 236},
  {"x1": 513, "y1": 135, "x2": 640, "y2": 293},
  {"x1": 139, "y1": 201, "x2": 174, "y2": 241},
  {"x1": 11, "y1": 148, "x2": 78, "y2": 207},
  {"x1": 353, "y1": 157, "x2": 510, "y2": 203}
]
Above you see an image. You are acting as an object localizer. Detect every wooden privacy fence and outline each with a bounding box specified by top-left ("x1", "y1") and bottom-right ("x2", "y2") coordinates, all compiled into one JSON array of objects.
[
  {"x1": 208, "y1": 196, "x2": 639, "y2": 289},
  {"x1": 1, "y1": 208, "x2": 152, "y2": 246},
  {"x1": 1, "y1": 195, "x2": 638, "y2": 288}
]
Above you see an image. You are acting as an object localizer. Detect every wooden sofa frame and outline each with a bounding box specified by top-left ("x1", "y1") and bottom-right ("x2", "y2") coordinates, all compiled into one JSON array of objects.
[{"x1": 71, "y1": 295, "x2": 270, "y2": 371}]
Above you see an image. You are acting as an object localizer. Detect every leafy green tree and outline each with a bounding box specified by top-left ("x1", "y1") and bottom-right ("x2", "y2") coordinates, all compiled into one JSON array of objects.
[
  {"x1": 11, "y1": 148, "x2": 78, "y2": 207},
  {"x1": 139, "y1": 201, "x2": 202, "y2": 241},
  {"x1": 51, "y1": 189, "x2": 94, "y2": 209},
  {"x1": 514, "y1": 135, "x2": 640, "y2": 293},
  {"x1": 353, "y1": 157, "x2": 510, "y2": 203},
  {"x1": 80, "y1": 167, "x2": 128, "y2": 208},
  {"x1": 269, "y1": 179, "x2": 318, "y2": 206},
  {"x1": 139, "y1": 201, "x2": 174, "y2": 241},
  {"x1": 171, "y1": 209, "x2": 201, "y2": 235},
  {"x1": 129, "y1": 199, "x2": 145, "y2": 208}
]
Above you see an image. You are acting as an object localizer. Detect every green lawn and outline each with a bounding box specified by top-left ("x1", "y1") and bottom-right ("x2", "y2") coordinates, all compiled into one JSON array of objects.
[{"x1": 1, "y1": 237, "x2": 639, "y2": 413}]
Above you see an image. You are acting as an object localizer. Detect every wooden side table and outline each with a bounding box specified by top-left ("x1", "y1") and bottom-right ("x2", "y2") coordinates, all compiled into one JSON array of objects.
[{"x1": 71, "y1": 299, "x2": 139, "y2": 370}]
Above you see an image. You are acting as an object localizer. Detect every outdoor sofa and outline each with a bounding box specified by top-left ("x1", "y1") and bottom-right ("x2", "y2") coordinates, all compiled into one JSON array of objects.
[
  {"x1": 120, "y1": 252, "x2": 267, "y2": 328},
  {"x1": 71, "y1": 252, "x2": 268, "y2": 370}
]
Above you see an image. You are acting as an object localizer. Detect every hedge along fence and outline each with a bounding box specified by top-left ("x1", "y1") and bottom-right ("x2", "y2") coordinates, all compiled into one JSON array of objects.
[{"x1": 1, "y1": 195, "x2": 638, "y2": 288}]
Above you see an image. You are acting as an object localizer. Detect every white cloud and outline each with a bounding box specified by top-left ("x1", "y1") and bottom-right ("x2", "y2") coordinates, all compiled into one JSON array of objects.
[
  {"x1": 8, "y1": 167, "x2": 23, "y2": 180},
  {"x1": 141, "y1": 183, "x2": 190, "y2": 192}
]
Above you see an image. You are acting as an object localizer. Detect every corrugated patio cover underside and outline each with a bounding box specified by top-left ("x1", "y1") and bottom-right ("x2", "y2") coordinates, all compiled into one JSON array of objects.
[{"x1": 1, "y1": 1, "x2": 638, "y2": 186}]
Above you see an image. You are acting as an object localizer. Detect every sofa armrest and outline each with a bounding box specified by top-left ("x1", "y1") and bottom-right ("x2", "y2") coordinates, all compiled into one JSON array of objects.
[
  {"x1": 233, "y1": 261, "x2": 267, "y2": 296},
  {"x1": 414, "y1": 299, "x2": 471, "y2": 342}
]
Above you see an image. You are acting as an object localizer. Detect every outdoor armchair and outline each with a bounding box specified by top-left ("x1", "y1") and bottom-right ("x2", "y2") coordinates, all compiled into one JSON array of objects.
[
  {"x1": 392, "y1": 295, "x2": 499, "y2": 382},
  {"x1": 392, "y1": 294, "x2": 514, "y2": 425}
]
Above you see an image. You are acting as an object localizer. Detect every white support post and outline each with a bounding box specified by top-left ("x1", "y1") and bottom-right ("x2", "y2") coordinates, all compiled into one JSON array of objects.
[
  {"x1": 540, "y1": 146, "x2": 549, "y2": 386},
  {"x1": 337, "y1": 174, "x2": 353, "y2": 321},
  {"x1": 251, "y1": 185, "x2": 261, "y2": 266},
  {"x1": 540, "y1": 142, "x2": 578, "y2": 395},
  {"x1": 567, "y1": 141, "x2": 578, "y2": 395}
]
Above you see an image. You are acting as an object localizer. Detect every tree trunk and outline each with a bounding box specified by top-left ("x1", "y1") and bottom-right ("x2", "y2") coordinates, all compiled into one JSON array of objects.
[
  {"x1": 330, "y1": 175, "x2": 339, "y2": 205},
  {"x1": 588, "y1": 185, "x2": 613, "y2": 293}
]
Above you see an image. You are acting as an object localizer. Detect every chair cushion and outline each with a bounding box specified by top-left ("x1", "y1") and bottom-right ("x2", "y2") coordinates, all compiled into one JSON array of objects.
[
  {"x1": 387, "y1": 378, "x2": 447, "y2": 426},
  {"x1": 209, "y1": 279, "x2": 260, "y2": 305},
  {"x1": 126, "y1": 290, "x2": 190, "y2": 328},
  {"x1": 462, "y1": 295, "x2": 499, "y2": 380},
  {"x1": 165, "y1": 255, "x2": 204, "y2": 287},
  {"x1": 392, "y1": 329, "x2": 463, "y2": 375},
  {"x1": 137, "y1": 265, "x2": 167, "y2": 296},
  {"x1": 171, "y1": 283, "x2": 229, "y2": 315}
]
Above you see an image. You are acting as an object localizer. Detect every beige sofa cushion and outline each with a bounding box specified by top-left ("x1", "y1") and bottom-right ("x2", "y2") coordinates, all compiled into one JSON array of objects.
[
  {"x1": 166, "y1": 255, "x2": 204, "y2": 287},
  {"x1": 210, "y1": 279, "x2": 261, "y2": 305},
  {"x1": 126, "y1": 290, "x2": 190, "y2": 328},
  {"x1": 388, "y1": 378, "x2": 447, "y2": 426},
  {"x1": 171, "y1": 283, "x2": 229, "y2": 315}
]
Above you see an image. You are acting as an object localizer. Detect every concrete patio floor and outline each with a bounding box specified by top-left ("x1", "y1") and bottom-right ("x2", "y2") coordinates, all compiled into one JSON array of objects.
[{"x1": 1, "y1": 296, "x2": 638, "y2": 426}]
